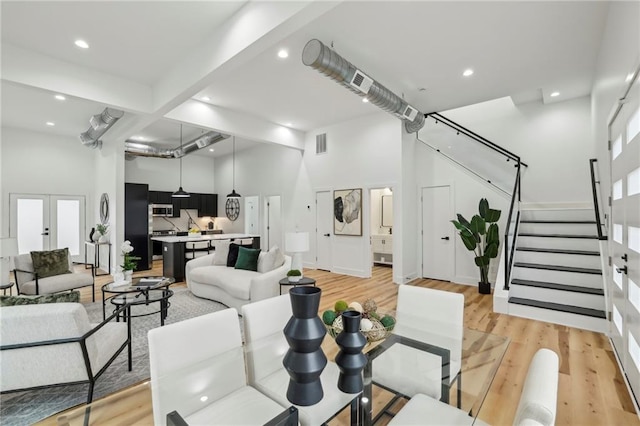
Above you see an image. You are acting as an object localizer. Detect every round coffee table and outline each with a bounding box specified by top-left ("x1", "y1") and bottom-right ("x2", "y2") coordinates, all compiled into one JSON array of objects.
[
  {"x1": 102, "y1": 276, "x2": 175, "y2": 322},
  {"x1": 279, "y1": 276, "x2": 316, "y2": 295}
]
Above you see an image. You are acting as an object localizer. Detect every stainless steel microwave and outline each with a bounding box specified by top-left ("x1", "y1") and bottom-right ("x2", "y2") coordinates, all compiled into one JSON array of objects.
[{"x1": 151, "y1": 204, "x2": 173, "y2": 217}]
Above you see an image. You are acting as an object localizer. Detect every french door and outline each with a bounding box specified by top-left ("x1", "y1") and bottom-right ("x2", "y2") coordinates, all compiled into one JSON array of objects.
[
  {"x1": 9, "y1": 194, "x2": 86, "y2": 262},
  {"x1": 608, "y1": 69, "x2": 640, "y2": 406}
]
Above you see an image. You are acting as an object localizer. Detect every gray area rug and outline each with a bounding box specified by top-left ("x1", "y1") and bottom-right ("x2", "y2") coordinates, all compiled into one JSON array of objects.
[{"x1": 0, "y1": 288, "x2": 228, "y2": 426}]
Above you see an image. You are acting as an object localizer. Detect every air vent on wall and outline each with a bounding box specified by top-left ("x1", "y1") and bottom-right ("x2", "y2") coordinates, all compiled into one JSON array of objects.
[
  {"x1": 316, "y1": 133, "x2": 327, "y2": 154},
  {"x1": 349, "y1": 70, "x2": 373, "y2": 94},
  {"x1": 401, "y1": 105, "x2": 418, "y2": 121}
]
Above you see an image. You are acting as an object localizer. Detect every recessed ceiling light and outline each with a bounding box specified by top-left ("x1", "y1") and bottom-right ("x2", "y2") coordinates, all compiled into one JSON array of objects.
[
  {"x1": 362, "y1": 98, "x2": 369, "y2": 103},
  {"x1": 131, "y1": 135, "x2": 147, "y2": 141},
  {"x1": 284, "y1": 122, "x2": 292, "y2": 127},
  {"x1": 74, "y1": 39, "x2": 89, "y2": 49},
  {"x1": 46, "y1": 122, "x2": 55, "y2": 126},
  {"x1": 550, "y1": 91, "x2": 560, "y2": 97},
  {"x1": 209, "y1": 148, "x2": 215, "y2": 152},
  {"x1": 463, "y1": 69, "x2": 474, "y2": 77},
  {"x1": 277, "y1": 49, "x2": 289, "y2": 59},
  {"x1": 54, "y1": 94, "x2": 66, "y2": 101},
  {"x1": 626, "y1": 73, "x2": 635, "y2": 82},
  {"x1": 200, "y1": 396, "x2": 208, "y2": 402},
  {"x1": 201, "y1": 96, "x2": 210, "y2": 101}
]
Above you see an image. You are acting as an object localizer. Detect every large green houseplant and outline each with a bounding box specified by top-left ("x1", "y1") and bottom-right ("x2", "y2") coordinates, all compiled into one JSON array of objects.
[{"x1": 451, "y1": 199, "x2": 501, "y2": 294}]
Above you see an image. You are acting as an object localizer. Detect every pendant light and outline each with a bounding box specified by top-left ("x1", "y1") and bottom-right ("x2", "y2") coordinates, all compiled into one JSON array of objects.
[
  {"x1": 172, "y1": 124, "x2": 190, "y2": 198},
  {"x1": 226, "y1": 135, "x2": 241, "y2": 198}
]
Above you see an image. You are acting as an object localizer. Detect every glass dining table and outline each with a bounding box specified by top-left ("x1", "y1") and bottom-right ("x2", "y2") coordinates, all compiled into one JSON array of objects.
[{"x1": 48, "y1": 327, "x2": 509, "y2": 426}]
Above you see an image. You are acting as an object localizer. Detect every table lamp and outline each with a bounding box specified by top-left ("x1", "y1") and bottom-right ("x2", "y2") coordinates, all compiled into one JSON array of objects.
[
  {"x1": 285, "y1": 232, "x2": 309, "y2": 276},
  {"x1": 0, "y1": 237, "x2": 18, "y2": 285}
]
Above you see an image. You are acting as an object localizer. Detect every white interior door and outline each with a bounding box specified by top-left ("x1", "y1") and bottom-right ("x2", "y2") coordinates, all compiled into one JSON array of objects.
[
  {"x1": 422, "y1": 186, "x2": 454, "y2": 281},
  {"x1": 264, "y1": 195, "x2": 282, "y2": 250},
  {"x1": 609, "y1": 70, "x2": 640, "y2": 404},
  {"x1": 244, "y1": 196, "x2": 260, "y2": 237},
  {"x1": 316, "y1": 191, "x2": 332, "y2": 271},
  {"x1": 10, "y1": 194, "x2": 86, "y2": 262}
]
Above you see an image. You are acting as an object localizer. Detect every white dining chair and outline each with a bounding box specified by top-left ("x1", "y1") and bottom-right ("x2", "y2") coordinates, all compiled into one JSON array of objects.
[
  {"x1": 241, "y1": 294, "x2": 357, "y2": 426},
  {"x1": 388, "y1": 348, "x2": 559, "y2": 426},
  {"x1": 148, "y1": 308, "x2": 287, "y2": 426},
  {"x1": 373, "y1": 285, "x2": 464, "y2": 409}
]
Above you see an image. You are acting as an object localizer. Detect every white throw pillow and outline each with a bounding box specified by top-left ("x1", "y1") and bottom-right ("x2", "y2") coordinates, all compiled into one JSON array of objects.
[
  {"x1": 212, "y1": 240, "x2": 231, "y2": 266},
  {"x1": 257, "y1": 245, "x2": 285, "y2": 273}
]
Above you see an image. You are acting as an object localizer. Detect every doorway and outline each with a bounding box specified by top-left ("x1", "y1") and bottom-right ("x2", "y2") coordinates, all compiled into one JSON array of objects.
[
  {"x1": 263, "y1": 195, "x2": 282, "y2": 250},
  {"x1": 9, "y1": 193, "x2": 86, "y2": 262},
  {"x1": 244, "y1": 196, "x2": 260, "y2": 237},
  {"x1": 316, "y1": 191, "x2": 332, "y2": 271},
  {"x1": 370, "y1": 188, "x2": 394, "y2": 274},
  {"x1": 421, "y1": 186, "x2": 454, "y2": 281}
]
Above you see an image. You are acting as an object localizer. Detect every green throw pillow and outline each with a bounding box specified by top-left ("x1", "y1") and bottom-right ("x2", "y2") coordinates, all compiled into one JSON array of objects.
[
  {"x1": 30, "y1": 248, "x2": 71, "y2": 278},
  {"x1": 0, "y1": 291, "x2": 80, "y2": 307},
  {"x1": 234, "y1": 247, "x2": 261, "y2": 272}
]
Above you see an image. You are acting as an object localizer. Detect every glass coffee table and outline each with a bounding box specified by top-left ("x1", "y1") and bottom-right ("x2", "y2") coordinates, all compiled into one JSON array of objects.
[{"x1": 101, "y1": 276, "x2": 175, "y2": 326}]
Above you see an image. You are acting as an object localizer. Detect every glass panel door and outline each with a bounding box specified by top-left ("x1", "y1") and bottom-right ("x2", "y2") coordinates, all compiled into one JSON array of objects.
[
  {"x1": 10, "y1": 194, "x2": 49, "y2": 254},
  {"x1": 52, "y1": 196, "x2": 85, "y2": 262}
]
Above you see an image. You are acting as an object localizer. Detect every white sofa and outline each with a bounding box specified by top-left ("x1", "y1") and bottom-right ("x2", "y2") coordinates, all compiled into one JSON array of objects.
[{"x1": 185, "y1": 251, "x2": 291, "y2": 310}]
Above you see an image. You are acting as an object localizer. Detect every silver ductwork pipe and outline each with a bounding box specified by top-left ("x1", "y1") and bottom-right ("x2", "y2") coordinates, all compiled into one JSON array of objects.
[
  {"x1": 302, "y1": 39, "x2": 425, "y2": 133},
  {"x1": 124, "y1": 131, "x2": 229, "y2": 159},
  {"x1": 79, "y1": 107, "x2": 124, "y2": 149}
]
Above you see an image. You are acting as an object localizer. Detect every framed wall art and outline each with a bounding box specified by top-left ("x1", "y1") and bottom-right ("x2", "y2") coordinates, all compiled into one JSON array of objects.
[{"x1": 334, "y1": 188, "x2": 362, "y2": 236}]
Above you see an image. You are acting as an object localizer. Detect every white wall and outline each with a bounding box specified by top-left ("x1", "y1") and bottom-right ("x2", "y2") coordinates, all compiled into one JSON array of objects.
[
  {"x1": 1, "y1": 127, "x2": 97, "y2": 239},
  {"x1": 415, "y1": 141, "x2": 511, "y2": 286},
  {"x1": 125, "y1": 153, "x2": 216, "y2": 193},
  {"x1": 439, "y1": 96, "x2": 595, "y2": 204}
]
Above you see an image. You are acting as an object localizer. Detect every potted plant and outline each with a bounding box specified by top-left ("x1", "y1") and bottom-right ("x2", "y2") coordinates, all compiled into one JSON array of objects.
[
  {"x1": 287, "y1": 269, "x2": 302, "y2": 283},
  {"x1": 451, "y1": 198, "x2": 501, "y2": 294},
  {"x1": 120, "y1": 240, "x2": 141, "y2": 282},
  {"x1": 96, "y1": 223, "x2": 109, "y2": 242}
]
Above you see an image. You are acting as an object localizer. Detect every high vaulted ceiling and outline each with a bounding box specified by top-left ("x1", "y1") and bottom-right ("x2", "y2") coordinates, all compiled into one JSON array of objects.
[{"x1": 1, "y1": 1, "x2": 611, "y2": 156}]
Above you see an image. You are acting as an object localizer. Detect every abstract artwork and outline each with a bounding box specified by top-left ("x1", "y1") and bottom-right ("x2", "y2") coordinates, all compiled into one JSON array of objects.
[{"x1": 334, "y1": 188, "x2": 362, "y2": 236}]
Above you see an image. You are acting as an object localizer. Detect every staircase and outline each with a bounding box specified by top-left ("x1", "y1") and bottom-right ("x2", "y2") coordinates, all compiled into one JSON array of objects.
[{"x1": 507, "y1": 209, "x2": 607, "y2": 333}]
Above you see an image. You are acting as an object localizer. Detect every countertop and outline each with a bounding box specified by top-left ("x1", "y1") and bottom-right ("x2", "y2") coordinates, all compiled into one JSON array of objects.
[{"x1": 150, "y1": 233, "x2": 259, "y2": 243}]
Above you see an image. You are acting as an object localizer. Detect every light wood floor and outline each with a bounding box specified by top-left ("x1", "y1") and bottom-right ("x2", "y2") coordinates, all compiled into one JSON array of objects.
[{"x1": 43, "y1": 263, "x2": 639, "y2": 425}]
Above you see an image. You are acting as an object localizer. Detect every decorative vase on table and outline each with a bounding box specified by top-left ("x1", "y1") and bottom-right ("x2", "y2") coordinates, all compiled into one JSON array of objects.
[
  {"x1": 335, "y1": 310, "x2": 367, "y2": 393},
  {"x1": 89, "y1": 227, "x2": 95, "y2": 243},
  {"x1": 124, "y1": 270, "x2": 133, "y2": 283},
  {"x1": 283, "y1": 286, "x2": 327, "y2": 406}
]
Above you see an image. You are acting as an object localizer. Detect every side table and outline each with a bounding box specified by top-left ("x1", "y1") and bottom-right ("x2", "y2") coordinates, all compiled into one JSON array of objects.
[
  {"x1": 278, "y1": 277, "x2": 316, "y2": 295},
  {"x1": 85, "y1": 241, "x2": 111, "y2": 276},
  {"x1": 0, "y1": 282, "x2": 14, "y2": 295}
]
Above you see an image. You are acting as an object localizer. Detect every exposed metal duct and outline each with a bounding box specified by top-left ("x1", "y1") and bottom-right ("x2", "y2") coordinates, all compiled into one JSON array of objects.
[
  {"x1": 302, "y1": 39, "x2": 425, "y2": 133},
  {"x1": 124, "y1": 131, "x2": 229, "y2": 159},
  {"x1": 79, "y1": 107, "x2": 124, "y2": 149}
]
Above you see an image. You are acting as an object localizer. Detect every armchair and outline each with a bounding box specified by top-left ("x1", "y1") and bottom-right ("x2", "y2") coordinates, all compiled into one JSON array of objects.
[
  {"x1": 13, "y1": 252, "x2": 95, "y2": 302},
  {"x1": 0, "y1": 302, "x2": 131, "y2": 403}
]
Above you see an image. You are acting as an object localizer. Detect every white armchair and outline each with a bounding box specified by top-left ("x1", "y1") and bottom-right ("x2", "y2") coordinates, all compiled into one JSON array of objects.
[
  {"x1": 148, "y1": 308, "x2": 288, "y2": 426},
  {"x1": 373, "y1": 285, "x2": 464, "y2": 406},
  {"x1": 241, "y1": 294, "x2": 357, "y2": 426},
  {"x1": 0, "y1": 302, "x2": 131, "y2": 403},
  {"x1": 13, "y1": 252, "x2": 95, "y2": 302},
  {"x1": 388, "y1": 348, "x2": 560, "y2": 426}
]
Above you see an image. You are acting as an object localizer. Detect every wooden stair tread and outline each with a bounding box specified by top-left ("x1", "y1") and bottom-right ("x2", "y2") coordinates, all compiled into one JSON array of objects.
[
  {"x1": 516, "y1": 247, "x2": 600, "y2": 256},
  {"x1": 513, "y1": 262, "x2": 602, "y2": 275},
  {"x1": 510, "y1": 279, "x2": 604, "y2": 295},
  {"x1": 508, "y1": 297, "x2": 606, "y2": 318}
]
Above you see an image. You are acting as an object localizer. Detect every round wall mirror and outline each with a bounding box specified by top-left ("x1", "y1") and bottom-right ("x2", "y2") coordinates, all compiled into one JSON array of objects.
[{"x1": 100, "y1": 193, "x2": 110, "y2": 224}]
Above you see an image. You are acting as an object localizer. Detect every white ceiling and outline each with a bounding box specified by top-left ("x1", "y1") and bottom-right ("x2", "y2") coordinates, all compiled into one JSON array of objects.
[{"x1": 1, "y1": 1, "x2": 611, "y2": 155}]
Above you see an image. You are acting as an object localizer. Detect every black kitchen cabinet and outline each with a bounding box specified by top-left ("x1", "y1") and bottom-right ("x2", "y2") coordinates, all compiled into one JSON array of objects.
[
  {"x1": 168, "y1": 192, "x2": 217, "y2": 217},
  {"x1": 149, "y1": 190, "x2": 172, "y2": 205},
  {"x1": 125, "y1": 183, "x2": 151, "y2": 271},
  {"x1": 198, "y1": 194, "x2": 218, "y2": 217}
]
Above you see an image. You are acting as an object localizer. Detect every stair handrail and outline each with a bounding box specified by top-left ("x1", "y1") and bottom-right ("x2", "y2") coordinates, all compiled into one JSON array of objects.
[
  {"x1": 504, "y1": 164, "x2": 522, "y2": 290},
  {"x1": 589, "y1": 159, "x2": 607, "y2": 240}
]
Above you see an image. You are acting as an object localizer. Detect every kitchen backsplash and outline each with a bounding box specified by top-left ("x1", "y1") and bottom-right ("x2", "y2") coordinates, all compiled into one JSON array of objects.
[{"x1": 152, "y1": 209, "x2": 216, "y2": 233}]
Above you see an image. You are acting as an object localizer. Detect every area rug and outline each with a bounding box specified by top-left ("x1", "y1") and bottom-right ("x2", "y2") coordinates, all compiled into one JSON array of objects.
[{"x1": 0, "y1": 288, "x2": 228, "y2": 426}]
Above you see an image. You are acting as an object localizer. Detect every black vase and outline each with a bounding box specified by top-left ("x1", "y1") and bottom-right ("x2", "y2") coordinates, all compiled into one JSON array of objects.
[
  {"x1": 478, "y1": 281, "x2": 491, "y2": 294},
  {"x1": 335, "y1": 310, "x2": 367, "y2": 393},
  {"x1": 283, "y1": 286, "x2": 327, "y2": 406},
  {"x1": 89, "y1": 227, "x2": 95, "y2": 242}
]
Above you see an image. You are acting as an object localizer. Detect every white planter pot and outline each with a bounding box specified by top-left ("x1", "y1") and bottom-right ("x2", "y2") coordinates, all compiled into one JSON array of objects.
[
  {"x1": 124, "y1": 270, "x2": 133, "y2": 283},
  {"x1": 288, "y1": 276, "x2": 301, "y2": 283}
]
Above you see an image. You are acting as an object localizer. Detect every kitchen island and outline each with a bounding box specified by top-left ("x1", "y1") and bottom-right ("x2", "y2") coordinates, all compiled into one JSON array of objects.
[{"x1": 151, "y1": 233, "x2": 260, "y2": 281}]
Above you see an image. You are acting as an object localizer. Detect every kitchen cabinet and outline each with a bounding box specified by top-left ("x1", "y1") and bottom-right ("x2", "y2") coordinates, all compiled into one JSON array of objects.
[
  {"x1": 371, "y1": 235, "x2": 393, "y2": 265},
  {"x1": 198, "y1": 194, "x2": 218, "y2": 217},
  {"x1": 125, "y1": 183, "x2": 151, "y2": 271},
  {"x1": 149, "y1": 191, "x2": 172, "y2": 205}
]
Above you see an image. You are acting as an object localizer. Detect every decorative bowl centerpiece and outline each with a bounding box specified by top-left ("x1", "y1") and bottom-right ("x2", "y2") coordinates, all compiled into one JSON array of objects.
[{"x1": 323, "y1": 299, "x2": 395, "y2": 343}]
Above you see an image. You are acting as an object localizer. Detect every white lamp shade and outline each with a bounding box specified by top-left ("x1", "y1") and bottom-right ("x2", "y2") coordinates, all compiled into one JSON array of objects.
[
  {"x1": 285, "y1": 232, "x2": 309, "y2": 253},
  {"x1": 0, "y1": 238, "x2": 18, "y2": 258}
]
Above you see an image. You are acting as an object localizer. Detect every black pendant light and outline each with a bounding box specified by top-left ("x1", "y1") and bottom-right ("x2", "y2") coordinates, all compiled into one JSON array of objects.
[
  {"x1": 226, "y1": 135, "x2": 241, "y2": 198},
  {"x1": 172, "y1": 124, "x2": 190, "y2": 198}
]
